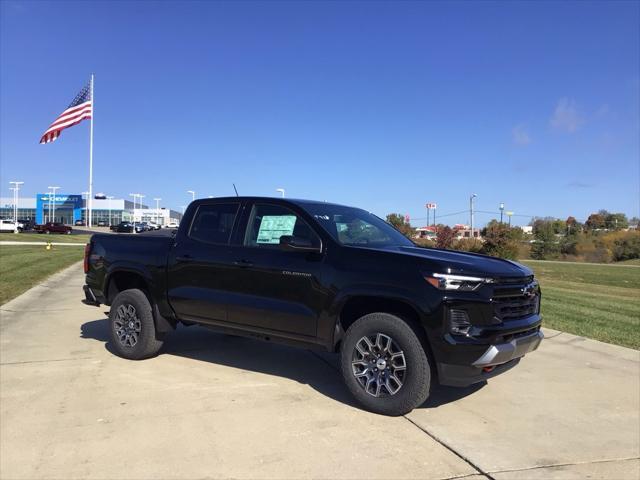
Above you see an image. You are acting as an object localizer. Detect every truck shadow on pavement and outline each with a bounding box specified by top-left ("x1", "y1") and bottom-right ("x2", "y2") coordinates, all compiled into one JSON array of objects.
[{"x1": 80, "y1": 319, "x2": 484, "y2": 411}]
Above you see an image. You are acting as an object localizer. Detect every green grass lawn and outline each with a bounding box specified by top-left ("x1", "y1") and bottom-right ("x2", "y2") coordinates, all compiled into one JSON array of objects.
[
  {"x1": 522, "y1": 260, "x2": 640, "y2": 349},
  {"x1": 0, "y1": 245, "x2": 84, "y2": 305},
  {"x1": 0, "y1": 232, "x2": 93, "y2": 244}
]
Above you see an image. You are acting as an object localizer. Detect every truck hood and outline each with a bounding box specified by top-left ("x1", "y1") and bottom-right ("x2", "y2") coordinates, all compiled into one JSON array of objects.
[{"x1": 383, "y1": 246, "x2": 533, "y2": 279}]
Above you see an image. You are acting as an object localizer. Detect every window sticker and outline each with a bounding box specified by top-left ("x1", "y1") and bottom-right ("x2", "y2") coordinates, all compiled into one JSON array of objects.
[{"x1": 256, "y1": 215, "x2": 297, "y2": 244}]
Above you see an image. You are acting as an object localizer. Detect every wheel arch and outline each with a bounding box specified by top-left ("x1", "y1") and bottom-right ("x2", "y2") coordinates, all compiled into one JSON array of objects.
[
  {"x1": 332, "y1": 294, "x2": 439, "y2": 384},
  {"x1": 105, "y1": 267, "x2": 175, "y2": 335}
]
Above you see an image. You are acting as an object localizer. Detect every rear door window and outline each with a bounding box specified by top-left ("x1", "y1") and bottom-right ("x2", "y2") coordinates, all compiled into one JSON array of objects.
[{"x1": 188, "y1": 203, "x2": 240, "y2": 244}]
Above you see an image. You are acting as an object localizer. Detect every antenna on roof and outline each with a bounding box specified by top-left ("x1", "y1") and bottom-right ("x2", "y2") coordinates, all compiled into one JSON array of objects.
[{"x1": 232, "y1": 183, "x2": 239, "y2": 197}]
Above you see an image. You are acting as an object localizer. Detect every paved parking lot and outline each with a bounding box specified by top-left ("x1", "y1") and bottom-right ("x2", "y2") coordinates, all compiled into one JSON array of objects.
[{"x1": 1, "y1": 263, "x2": 638, "y2": 479}]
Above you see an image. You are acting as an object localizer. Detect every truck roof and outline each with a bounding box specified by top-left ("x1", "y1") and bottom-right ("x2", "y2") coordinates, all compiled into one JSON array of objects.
[{"x1": 190, "y1": 196, "x2": 350, "y2": 208}]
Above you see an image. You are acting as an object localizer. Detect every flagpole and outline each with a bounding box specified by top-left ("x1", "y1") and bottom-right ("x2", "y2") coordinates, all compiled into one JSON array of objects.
[{"x1": 88, "y1": 74, "x2": 94, "y2": 227}]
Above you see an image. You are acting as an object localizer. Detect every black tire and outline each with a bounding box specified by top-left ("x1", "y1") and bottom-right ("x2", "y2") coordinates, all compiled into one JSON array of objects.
[
  {"x1": 340, "y1": 313, "x2": 431, "y2": 416},
  {"x1": 108, "y1": 289, "x2": 163, "y2": 360}
]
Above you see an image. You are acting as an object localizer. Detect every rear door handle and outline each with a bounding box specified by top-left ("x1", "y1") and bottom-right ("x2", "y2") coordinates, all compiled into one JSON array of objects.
[{"x1": 233, "y1": 259, "x2": 254, "y2": 268}]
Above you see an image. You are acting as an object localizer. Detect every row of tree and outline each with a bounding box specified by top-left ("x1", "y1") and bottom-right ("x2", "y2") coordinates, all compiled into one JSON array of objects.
[
  {"x1": 385, "y1": 211, "x2": 639, "y2": 262},
  {"x1": 531, "y1": 211, "x2": 637, "y2": 235}
]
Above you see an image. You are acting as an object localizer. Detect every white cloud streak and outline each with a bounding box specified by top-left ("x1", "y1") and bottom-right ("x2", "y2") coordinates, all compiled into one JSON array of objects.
[
  {"x1": 550, "y1": 98, "x2": 584, "y2": 133},
  {"x1": 512, "y1": 124, "x2": 531, "y2": 145}
]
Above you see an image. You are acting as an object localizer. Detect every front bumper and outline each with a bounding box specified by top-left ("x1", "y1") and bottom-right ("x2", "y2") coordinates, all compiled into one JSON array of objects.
[{"x1": 437, "y1": 328, "x2": 543, "y2": 387}]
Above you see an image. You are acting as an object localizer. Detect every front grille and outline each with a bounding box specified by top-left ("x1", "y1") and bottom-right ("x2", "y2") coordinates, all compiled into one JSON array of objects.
[{"x1": 492, "y1": 287, "x2": 539, "y2": 321}]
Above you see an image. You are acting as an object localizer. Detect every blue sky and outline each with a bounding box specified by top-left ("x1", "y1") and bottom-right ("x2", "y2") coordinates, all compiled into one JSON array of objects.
[{"x1": 1, "y1": 0, "x2": 638, "y2": 226}]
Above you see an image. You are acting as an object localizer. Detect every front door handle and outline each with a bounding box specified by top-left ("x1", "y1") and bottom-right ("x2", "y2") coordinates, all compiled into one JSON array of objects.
[{"x1": 233, "y1": 259, "x2": 254, "y2": 268}]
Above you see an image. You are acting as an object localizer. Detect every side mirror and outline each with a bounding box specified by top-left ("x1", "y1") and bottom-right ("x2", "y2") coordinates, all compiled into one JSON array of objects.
[{"x1": 279, "y1": 235, "x2": 322, "y2": 253}]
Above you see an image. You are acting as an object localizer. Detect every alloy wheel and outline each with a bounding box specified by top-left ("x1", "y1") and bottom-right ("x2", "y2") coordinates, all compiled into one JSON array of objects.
[
  {"x1": 113, "y1": 304, "x2": 142, "y2": 347},
  {"x1": 351, "y1": 333, "x2": 406, "y2": 397}
]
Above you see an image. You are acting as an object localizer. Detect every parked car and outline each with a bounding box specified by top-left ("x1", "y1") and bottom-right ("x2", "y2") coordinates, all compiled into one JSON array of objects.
[
  {"x1": 83, "y1": 197, "x2": 543, "y2": 416},
  {"x1": 33, "y1": 222, "x2": 72, "y2": 234},
  {"x1": 97, "y1": 220, "x2": 108, "y2": 227},
  {"x1": 114, "y1": 221, "x2": 146, "y2": 233},
  {"x1": 17, "y1": 218, "x2": 34, "y2": 231},
  {"x1": 147, "y1": 222, "x2": 161, "y2": 230},
  {"x1": 163, "y1": 221, "x2": 179, "y2": 229},
  {"x1": 0, "y1": 219, "x2": 23, "y2": 232},
  {"x1": 75, "y1": 220, "x2": 86, "y2": 226},
  {"x1": 114, "y1": 221, "x2": 133, "y2": 233}
]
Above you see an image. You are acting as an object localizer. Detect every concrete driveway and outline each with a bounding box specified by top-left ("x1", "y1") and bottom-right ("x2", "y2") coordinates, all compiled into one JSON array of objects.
[{"x1": 1, "y1": 263, "x2": 638, "y2": 479}]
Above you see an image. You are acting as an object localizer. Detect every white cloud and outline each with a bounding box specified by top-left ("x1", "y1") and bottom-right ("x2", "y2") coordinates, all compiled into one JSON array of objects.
[
  {"x1": 550, "y1": 98, "x2": 584, "y2": 133},
  {"x1": 512, "y1": 124, "x2": 531, "y2": 145}
]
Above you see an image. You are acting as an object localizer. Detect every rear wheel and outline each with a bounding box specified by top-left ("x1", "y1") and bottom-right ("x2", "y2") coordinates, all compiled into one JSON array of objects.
[
  {"x1": 340, "y1": 312, "x2": 431, "y2": 416},
  {"x1": 108, "y1": 289, "x2": 163, "y2": 360}
]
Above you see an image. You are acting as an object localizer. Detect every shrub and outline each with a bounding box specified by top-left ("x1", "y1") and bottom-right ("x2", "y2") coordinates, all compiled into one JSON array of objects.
[
  {"x1": 600, "y1": 230, "x2": 640, "y2": 261},
  {"x1": 530, "y1": 226, "x2": 560, "y2": 260},
  {"x1": 481, "y1": 223, "x2": 518, "y2": 260},
  {"x1": 454, "y1": 238, "x2": 483, "y2": 253},
  {"x1": 436, "y1": 226, "x2": 455, "y2": 249}
]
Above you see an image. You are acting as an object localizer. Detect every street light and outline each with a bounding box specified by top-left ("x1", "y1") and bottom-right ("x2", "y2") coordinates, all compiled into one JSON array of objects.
[
  {"x1": 9, "y1": 181, "x2": 24, "y2": 227},
  {"x1": 187, "y1": 190, "x2": 195, "y2": 202},
  {"x1": 106, "y1": 196, "x2": 114, "y2": 227},
  {"x1": 138, "y1": 195, "x2": 146, "y2": 224},
  {"x1": 82, "y1": 192, "x2": 90, "y2": 225},
  {"x1": 500, "y1": 202, "x2": 505, "y2": 224},
  {"x1": 129, "y1": 193, "x2": 140, "y2": 233},
  {"x1": 153, "y1": 198, "x2": 162, "y2": 226},
  {"x1": 48, "y1": 186, "x2": 60, "y2": 223},
  {"x1": 276, "y1": 188, "x2": 285, "y2": 198},
  {"x1": 469, "y1": 193, "x2": 477, "y2": 239}
]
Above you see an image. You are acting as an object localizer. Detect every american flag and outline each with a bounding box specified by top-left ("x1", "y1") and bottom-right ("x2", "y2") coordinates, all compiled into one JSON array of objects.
[{"x1": 40, "y1": 82, "x2": 92, "y2": 144}]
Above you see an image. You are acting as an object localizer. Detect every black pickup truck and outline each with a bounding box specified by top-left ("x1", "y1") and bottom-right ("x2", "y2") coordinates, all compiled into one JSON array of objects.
[{"x1": 83, "y1": 197, "x2": 543, "y2": 416}]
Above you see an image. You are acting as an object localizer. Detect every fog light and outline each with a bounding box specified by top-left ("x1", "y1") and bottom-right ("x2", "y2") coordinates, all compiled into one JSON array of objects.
[{"x1": 449, "y1": 309, "x2": 471, "y2": 336}]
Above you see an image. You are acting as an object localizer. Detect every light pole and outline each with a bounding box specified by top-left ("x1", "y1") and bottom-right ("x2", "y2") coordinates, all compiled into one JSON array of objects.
[
  {"x1": 82, "y1": 192, "x2": 89, "y2": 225},
  {"x1": 276, "y1": 188, "x2": 285, "y2": 198},
  {"x1": 107, "y1": 196, "x2": 114, "y2": 227},
  {"x1": 187, "y1": 190, "x2": 195, "y2": 202},
  {"x1": 138, "y1": 195, "x2": 146, "y2": 224},
  {"x1": 48, "y1": 186, "x2": 60, "y2": 223},
  {"x1": 9, "y1": 188, "x2": 16, "y2": 219},
  {"x1": 9, "y1": 181, "x2": 23, "y2": 225},
  {"x1": 154, "y1": 198, "x2": 162, "y2": 226},
  {"x1": 129, "y1": 193, "x2": 140, "y2": 233},
  {"x1": 500, "y1": 202, "x2": 505, "y2": 224},
  {"x1": 181, "y1": 205, "x2": 187, "y2": 215},
  {"x1": 469, "y1": 194, "x2": 477, "y2": 239},
  {"x1": 506, "y1": 211, "x2": 514, "y2": 228}
]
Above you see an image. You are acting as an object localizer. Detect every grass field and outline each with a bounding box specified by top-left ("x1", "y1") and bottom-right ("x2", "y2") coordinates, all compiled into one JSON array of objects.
[
  {"x1": 0, "y1": 232, "x2": 92, "y2": 244},
  {"x1": 523, "y1": 260, "x2": 640, "y2": 349},
  {"x1": 0, "y1": 245, "x2": 84, "y2": 306}
]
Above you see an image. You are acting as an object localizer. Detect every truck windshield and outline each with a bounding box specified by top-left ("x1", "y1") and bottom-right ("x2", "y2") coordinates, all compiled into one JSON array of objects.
[{"x1": 301, "y1": 204, "x2": 414, "y2": 248}]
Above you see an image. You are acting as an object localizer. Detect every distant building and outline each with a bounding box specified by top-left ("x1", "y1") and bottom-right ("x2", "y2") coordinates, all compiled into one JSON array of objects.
[
  {"x1": 0, "y1": 194, "x2": 183, "y2": 226},
  {"x1": 415, "y1": 225, "x2": 437, "y2": 239},
  {"x1": 453, "y1": 224, "x2": 481, "y2": 239}
]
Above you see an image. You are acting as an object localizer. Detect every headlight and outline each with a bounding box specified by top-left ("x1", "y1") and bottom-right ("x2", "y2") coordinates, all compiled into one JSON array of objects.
[{"x1": 425, "y1": 273, "x2": 494, "y2": 291}]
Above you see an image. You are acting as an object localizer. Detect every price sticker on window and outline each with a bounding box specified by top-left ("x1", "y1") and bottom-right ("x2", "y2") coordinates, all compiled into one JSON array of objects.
[{"x1": 257, "y1": 215, "x2": 296, "y2": 244}]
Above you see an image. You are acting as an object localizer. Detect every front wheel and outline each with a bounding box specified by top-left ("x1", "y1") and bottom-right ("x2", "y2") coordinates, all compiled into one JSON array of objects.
[
  {"x1": 108, "y1": 289, "x2": 163, "y2": 360},
  {"x1": 340, "y1": 313, "x2": 431, "y2": 416}
]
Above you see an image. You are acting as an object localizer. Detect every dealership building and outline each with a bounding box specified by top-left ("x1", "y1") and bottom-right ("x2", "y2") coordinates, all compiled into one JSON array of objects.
[{"x1": 0, "y1": 193, "x2": 183, "y2": 226}]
